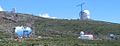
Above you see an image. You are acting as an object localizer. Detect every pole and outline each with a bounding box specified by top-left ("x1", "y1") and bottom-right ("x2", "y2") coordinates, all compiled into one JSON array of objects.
[{"x1": 80, "y1": 2, "x2": 85, "y2": 20}]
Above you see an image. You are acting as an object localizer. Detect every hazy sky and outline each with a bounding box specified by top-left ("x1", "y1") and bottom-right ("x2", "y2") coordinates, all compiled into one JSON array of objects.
[{"x1": 0, "y1": 0, "x2": 120, "y2": 23}]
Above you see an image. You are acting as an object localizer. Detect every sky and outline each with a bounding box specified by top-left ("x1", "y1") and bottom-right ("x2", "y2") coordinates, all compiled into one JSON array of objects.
[{"x1": 0, "y1": 0, "x2": 120, "y2": 23}]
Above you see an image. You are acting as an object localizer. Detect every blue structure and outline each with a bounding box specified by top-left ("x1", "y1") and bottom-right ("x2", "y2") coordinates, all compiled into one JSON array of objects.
[{"x1": 15, "y1": 26, "x2": 32, "y2": 38}]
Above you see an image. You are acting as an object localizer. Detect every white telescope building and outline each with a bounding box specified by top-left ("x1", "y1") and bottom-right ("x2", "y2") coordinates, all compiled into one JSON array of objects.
[{"x1": 80, "y1": 10, "x2": 90, "y2": 20}]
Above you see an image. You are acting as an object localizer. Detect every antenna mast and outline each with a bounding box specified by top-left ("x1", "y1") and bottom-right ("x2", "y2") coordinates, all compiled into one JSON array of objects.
[
  {"x1": 80, "y1": 2, "x2": 85, "y2": 20},
  {"x1": 80, "y1": 2, "x2": 85, "y2": 12}
]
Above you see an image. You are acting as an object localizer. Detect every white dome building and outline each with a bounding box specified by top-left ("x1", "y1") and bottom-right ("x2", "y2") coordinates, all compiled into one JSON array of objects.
[
  {"x1": 78, "y1": 31, "x2": 94, "y2": 40},
  {"x1": 80, "y1": 31, "x2": 85, "y2": 35},
  {"x1": 80, "y1": 10, "x2": 90, "y2": 20},
  {"x1": 15, "y1": 26, "x2": 32, "y2": 38}
]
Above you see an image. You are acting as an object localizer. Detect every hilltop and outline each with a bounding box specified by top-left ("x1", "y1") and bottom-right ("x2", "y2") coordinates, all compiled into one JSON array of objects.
[
  {"x1": 0, "y1": 11, "x2": 120, "y2": 46},
  {"x1": 0, "y1": 11, "x2": 120, "y2": 38}
]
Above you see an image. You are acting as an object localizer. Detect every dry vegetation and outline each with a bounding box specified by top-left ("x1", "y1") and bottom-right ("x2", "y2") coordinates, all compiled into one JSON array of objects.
[{"x1": 0, "y1": 11, "x2": 120, "y2": 46}]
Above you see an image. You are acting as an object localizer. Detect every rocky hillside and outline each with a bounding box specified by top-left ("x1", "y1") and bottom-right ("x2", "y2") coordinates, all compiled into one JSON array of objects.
[
  {"x1": 0, "y1": 11, "x2": 120, "y2": 38},
  {"x1": 0, "y1": 11, "x2": 43, "y2": 38}
]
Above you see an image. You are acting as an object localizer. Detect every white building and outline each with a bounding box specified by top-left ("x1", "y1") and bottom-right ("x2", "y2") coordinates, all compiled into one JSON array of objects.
[
  {"x1": 15, "y1": 26, "x2": 32, "y2": 38},
  {"x1": 80, "y1": 10, "x2": 90, "y2": 20},
  {"x1": 78, "y1": 31, "x2": 94, "y2": 40}
]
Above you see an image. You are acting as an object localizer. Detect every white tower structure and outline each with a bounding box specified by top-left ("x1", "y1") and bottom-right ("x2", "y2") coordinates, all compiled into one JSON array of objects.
[
  {"x1": 80, "y1": 10, "x2": 90, "y2": 20},
  {"x1": 78, "y1": 0, "x2": 90, "y2": 20}
]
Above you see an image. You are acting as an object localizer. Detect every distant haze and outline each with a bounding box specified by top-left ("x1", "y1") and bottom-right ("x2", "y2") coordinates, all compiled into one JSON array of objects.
[{"x1": 0, "y1": 6, "x2": 4, "y2": 11}]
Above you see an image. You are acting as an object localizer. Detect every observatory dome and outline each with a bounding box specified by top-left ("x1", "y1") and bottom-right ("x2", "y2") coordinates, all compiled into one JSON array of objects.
[
  {"x1": 15, "y1": 26, "x2": 32, "y2": 38},
  {"x1": 83, "y1": 10, "x2": 90, "y2": 15},
  {"x1": 80, "y1": 31, "x2": 85, "y2": 35}
]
